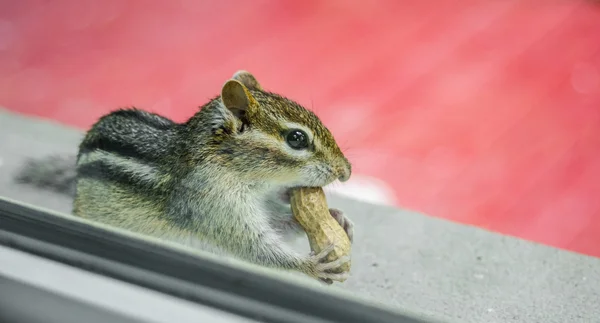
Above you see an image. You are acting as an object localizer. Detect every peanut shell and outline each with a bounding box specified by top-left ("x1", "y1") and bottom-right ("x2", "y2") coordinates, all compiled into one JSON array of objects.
[{"x1": 290, "y1": 187, "x2": 351, "y2": 276}]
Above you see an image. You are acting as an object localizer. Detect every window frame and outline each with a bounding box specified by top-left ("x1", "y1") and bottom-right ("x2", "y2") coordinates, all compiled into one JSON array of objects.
[{"x1": 0, "y1": 196, "x2": 436, "y2": 323}]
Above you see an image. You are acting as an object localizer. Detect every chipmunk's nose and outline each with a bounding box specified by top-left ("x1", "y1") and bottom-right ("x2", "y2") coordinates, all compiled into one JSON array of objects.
[{"x1": 337, "y1": 159, "x2": 352, "y2": 182}]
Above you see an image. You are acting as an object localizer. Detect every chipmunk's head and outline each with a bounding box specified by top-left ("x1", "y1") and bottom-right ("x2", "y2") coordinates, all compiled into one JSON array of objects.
[{"x1": 203, "y1": 70, "x2": 351, "y2": 193}]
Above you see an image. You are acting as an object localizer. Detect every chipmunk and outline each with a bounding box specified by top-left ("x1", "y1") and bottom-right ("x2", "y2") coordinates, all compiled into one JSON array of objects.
[{"x1": 15, "y1": 70, "x2": 354, "y2": 283}]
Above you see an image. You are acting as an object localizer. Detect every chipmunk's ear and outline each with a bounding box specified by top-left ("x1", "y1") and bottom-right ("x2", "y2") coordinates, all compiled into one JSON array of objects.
[
  {"x1": 231, "y1": 70, "x2": 263, "y2": 91},
  {"x1": 221, "y1": 79, "x2": 257, "y2": 124}
]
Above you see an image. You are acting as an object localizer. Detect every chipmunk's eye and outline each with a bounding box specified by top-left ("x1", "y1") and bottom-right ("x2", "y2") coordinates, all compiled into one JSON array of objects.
[{"x1": 285, "y1": 129, "x2": 309, "y2": 150}]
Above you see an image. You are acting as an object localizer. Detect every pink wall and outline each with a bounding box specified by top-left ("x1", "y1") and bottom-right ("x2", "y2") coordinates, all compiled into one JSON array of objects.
[{"x1": 1, "y1": 0, "x2": 600, "y2": 257}]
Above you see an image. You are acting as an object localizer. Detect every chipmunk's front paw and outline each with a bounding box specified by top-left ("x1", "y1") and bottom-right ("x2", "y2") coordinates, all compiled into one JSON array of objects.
[
  {"x1": 329, "y1": 208, "x2": 354, "y2": 243},
  {"x1": 302, "y1": 244, "x2": 351, "y2": 285}
]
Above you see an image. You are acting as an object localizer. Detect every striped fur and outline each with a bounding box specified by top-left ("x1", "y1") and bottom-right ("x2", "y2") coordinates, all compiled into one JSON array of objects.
[{"x1": 20, "y1": 71, "x2": 354, "y2": 283}]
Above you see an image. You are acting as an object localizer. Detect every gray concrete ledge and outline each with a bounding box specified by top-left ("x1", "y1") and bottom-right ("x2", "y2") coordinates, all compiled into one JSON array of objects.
[{"x1": 1, "y1": 108, "x2": 599, "y2": 323}]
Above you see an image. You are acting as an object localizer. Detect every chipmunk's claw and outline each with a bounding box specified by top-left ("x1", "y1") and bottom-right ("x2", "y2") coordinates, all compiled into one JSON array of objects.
[
  {"x1": 304, "y1": 244, "x2": 351, "y2": 284},
  {"x1": 329, "y1": 208, "x2": 354, "y2": 243}
]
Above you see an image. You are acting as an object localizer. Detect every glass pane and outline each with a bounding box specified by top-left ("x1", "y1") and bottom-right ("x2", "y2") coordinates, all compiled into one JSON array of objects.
[{"x1": 1, "y1": 1, "x2": 599, "y2": 323}]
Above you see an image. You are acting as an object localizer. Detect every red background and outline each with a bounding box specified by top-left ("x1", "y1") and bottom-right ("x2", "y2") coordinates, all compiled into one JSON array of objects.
[{"x1": 1, "y1": 0, "x2": 600, "y2": 257}]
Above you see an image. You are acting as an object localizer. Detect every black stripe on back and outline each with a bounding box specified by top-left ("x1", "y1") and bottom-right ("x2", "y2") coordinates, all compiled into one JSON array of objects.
[
  {"x1": 77, "y1": 159, "x2": 163, "y2": 194},
  {"x1": 109, "y1": 108, "x2": 176, "y2": 130},
  {"x1": 79, "y1": 108, "x2": 178, "y2": 163},
  {"x1": 79, "y1": 137, "x2": 154, "y2": 163}
]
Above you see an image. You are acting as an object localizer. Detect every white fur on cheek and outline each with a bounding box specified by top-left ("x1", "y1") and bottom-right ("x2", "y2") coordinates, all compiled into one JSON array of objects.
[{"x1": 297, "y1": 163, "x2": 335, "y2": 187}]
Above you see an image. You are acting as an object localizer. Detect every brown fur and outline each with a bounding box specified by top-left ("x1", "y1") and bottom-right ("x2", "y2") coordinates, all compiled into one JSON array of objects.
[{"x1": 67, "y1": 70, "x2": 354, "y2": 284}]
